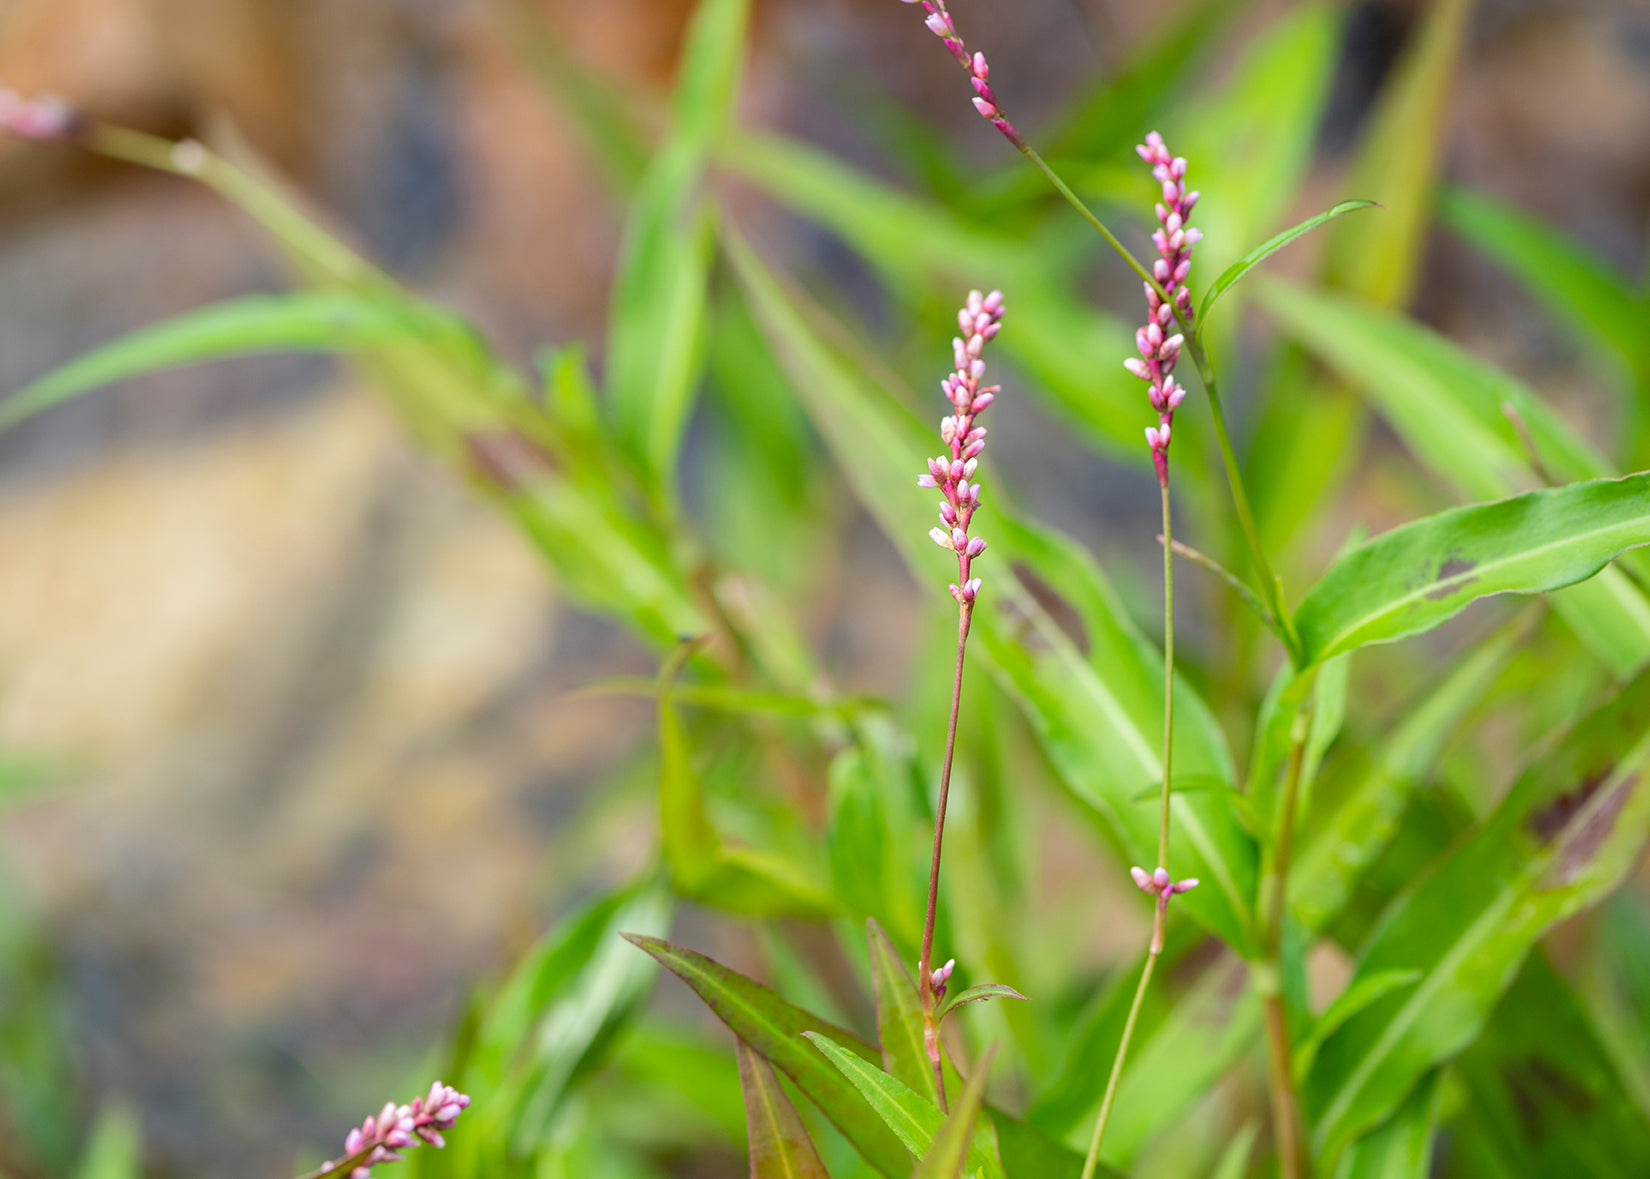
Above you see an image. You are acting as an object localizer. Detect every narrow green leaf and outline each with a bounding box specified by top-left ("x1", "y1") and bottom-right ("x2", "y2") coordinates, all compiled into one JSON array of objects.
[
  {"x1": 1291, "y1": 616, "x2": 1527, "y2": 931},
  {"x1": 1258, "y1": 276, "x2": 1650, "y2": 674},
  {"x1": 738, "y1": 1038, "x2": 831, "y2": 1179},
  {"x1": 913, "y1": 1046, "x2": 997, "y2": 1179},
  {"x1": 624, "y1": 934, "x2": 910, "y2": 1176},
  {"x1": 1333, "y1": 1070, "x2": 1441, "y2": 1179},
  {"x1": 867, "y1": 920, "x2": 937, "y2": 1104},
  {"x1": 607, "y1": 0, "x2": 749, "y2": 482},
  {"x1": 1201, "y1": 200, "x2": 1379, "y2": 320},
  {"x1": 1321, "y1": 0, "x2": 1472, "y2": 306},
  {"x1": 1293, "y1": 970, "x2": 1423, "y2": 1082},
  {"x1": 1209, "y1": 1121, "x2": 1260, "y2": 1179},
  {"x1": 937, "y1": 984, "x2": 1029, "y2": 1024},
  {"x1": 72, "y1": 1105, "x2": 141, "y2": 1179},
  {"x1": 1440, "y1": 186, "x2": 1647, "y2": 384},
  {"x1": 804, "y1": 1034, "x2": 1003, "y2": 1179},
  {"x1": 0, "y1": 292, "x2": 452, "y2": 433},
  {"x1": 1306, "y1": 667, "x2": 1650, "y2": 1154},
  {"x1": 657, "y1": 652, "x2": 835, "y2": 917},
  {"x1": 1451, "y1": 951, "x2": 1650, "y2": 1178},
  {"x1": 436, "y1": 877, "x2": 671, "y2": 1171},
  {"x1": 1294, "y1": 473, "x2": 1650, "y2": 667}
]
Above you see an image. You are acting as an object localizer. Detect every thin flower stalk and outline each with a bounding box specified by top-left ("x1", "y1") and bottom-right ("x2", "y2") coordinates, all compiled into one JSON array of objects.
[
  {"x1": 295, "y1": 1082, "x2": 470, "y2": 1179},
  {"x1": 1080, "y1": 133, "x2": 1204, "y2": 1179},
  {"x1": 915, "y1": 288, "x2": 1004, "y2": 1110}
]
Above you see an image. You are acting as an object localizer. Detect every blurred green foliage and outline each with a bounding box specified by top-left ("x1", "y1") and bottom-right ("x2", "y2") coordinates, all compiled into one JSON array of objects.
[{"x1": 4, "y1": 0, "x2": 1650, "y2": 1175}]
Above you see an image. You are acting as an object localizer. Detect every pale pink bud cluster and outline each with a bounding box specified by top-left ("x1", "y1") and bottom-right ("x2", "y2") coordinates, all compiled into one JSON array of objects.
[
  {"x1": 898, "y1": 1, "x2": 1022, "y2": 146},
  {"x1": 1124, "y1": 131, "x2": 1201, "y2": 486},
  {"x1": 0, "y1": 85, "x2": 78, "y2": 142},
  {"x1": 929, "y1": 958, "x2": 956, "y2": 1002},
  {"x1": 1130, "y1": 865, "x2": 1199, "y2": 916},
  {"x1": 919, "y1": 289, "x2": 1003, "y2": 606},
  {"x1": 319, "y1": 1083, "x2": 470, "y2": 1179}
]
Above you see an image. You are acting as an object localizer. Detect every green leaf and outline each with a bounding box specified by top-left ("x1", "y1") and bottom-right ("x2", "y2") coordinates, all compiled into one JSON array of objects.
[
  {"x1": 72, "y1": 1105, "x2": 141, "y2": 1179},
  {"x1": 1321, "y1": 0, "x2": 1472, "y2": 306},
  {"x1": 1293, "y1": 473, "x2": 1650, "y2": 667},
  {"x1": 607, "y1": 0, "x2": 750, "y2": 483},
  {"x1": 738, "y1": 1038, "x2": 831, "y2": 1179},
  {"x1": 1306, "y1": 667, "x2": 1650, "y2": 1155},
  {"x1": 1451, "y1": 951, "x2": 1650, "y2": 1178},
  {"x1": 1291, "y1": 615, "x2": 1528, "y2": 931},
  {"x1": 914, "y1": 1046, "x2": 997, "y2": 1179},
  {"x1": 1258, "y1": 276, "x2": 1650, "y2": 674},
  {"x1": 1440, "y1": 186, "x2": 1647, "y2": 387},
  {"x1": 624, "y1": 935, "x2": 911, "y2": 1176},
  {"x1": 1333, "y1": 1069, "x2": 1441, "y2": 1179},
  {"x1": 725, "y1": 230, "x2": 1258, "y2": 953},
  {"x1": 1293, "y1": 970, "x2": 1423, "y2": 1082},
  {"x1": 0, "y1": 292, "x2": 454, "y2": 433},
  {"x1": 867, "y1": 920, "x2": 937, "y2": 1105},
  {"x1": 826, "y1": 721, "x2": 925, "y2": 947},
  {"x1": 1209, "y1": 1121, "x2": 1260, "y2": 1179},
  {"x1": 937, "y1": 984, "x2": 1029, "y2": 1024},
  {"x1": 804, "y1": 1034, "x2": 1003, "y2": 1179},
  {"x1": 657, "y1": 650, "x2": 836, "y2": 917},
  {"x1": 1200, "y1": 200, "x2": 1379, "y2": 320},
  {"x1": 436, "y1": 877, "x2": 671, "y2": 1172}
]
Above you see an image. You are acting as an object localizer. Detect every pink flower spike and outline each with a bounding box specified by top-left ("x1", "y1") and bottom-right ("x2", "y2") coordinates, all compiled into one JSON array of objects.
[{"x1": 1130, "y1": 866, "x2": 1152, "y2": 890}]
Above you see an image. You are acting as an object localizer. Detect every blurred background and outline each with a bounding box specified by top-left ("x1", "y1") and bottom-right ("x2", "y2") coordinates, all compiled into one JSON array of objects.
[{"x1": 0, "y1": 0, "x2": 1645, "y2": 1174}]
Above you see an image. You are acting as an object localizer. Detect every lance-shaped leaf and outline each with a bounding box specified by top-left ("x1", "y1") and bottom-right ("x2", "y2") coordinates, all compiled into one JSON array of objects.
[
  {"x1": 1293, "y1": 473, "x2": 1650, "y2": 667},
  {"x1": 1450, "y1": 951, "x2": 1650, "y2": 1178},
  {"x1": 606, "y1": 0, "x2": 748, "y2": 484},
  {"x1": 1334, "y1": 1069, "x2": 1441, "y2": 1179},
  {"x1": 1290, "y1": 615, "x2": 1527, "y2": 931},
  {"x1": 867, "y1": 920, "x2": 939, "y2": 1104},
  {"x1": 1259, "y1": 277, "x2": 1650, "y2": 674},
  {"x1": 625, "y1": 935, "x2": 909, "y2": 1176},
  {"x1": 656, "y1": 650, "x2": 835, "y2": 917},
  {"x1": 738, "y1": 1039, "x2": 830, "y2": 1179},
  {"x1": 1292, "y1": 970, "x2": 1421, "y2": 1083},
  {"x1": 725, "y1": 230, "x2": 1258, "y2": 954},
  {"x1": 913, "y1": 1045, "x2": 996, "y2": 1179},
  {"x1": 1306, "y1": 666, "x2": 1650, "y2": 1156},
  {"x1": 0, "y1": 291, "x2": 463, "y2": 433},
  {"x1": 1200, "y1": 200, "x2": 1379, "y2": 320},
  {"x1": 1440, "y1": 186, "x2": 1648, "y2": 390},
  {"x1": 937, "y1": 984, "x2": 1029, "y2": 1024},
  {"x1": 804, "y1": 1034, "x2": 1004, "y2": 1179}
]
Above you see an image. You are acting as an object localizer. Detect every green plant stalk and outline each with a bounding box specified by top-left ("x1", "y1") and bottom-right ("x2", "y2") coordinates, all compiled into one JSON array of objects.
[
  {"x1": 919, "y1": 598, "x2": 975, "y2": 1114},
  {"x1": 1080, "y1": 483, "x2": 1178, "y2": 1179},
  {"x1": 1257, "y1": 703, "x2": 1312, "y2": 1179}
]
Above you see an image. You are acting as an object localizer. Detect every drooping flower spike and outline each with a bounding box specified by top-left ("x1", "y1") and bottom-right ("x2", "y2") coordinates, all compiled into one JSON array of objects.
[
  {"x1": 918, "y1": 289, "x2": 1003, "y2": 606},
  {"x1": 1123, "y1": 131, "x2": 1201, "y2": 486},
  {"x1": 898, "y1": 1, "x2": 1023, "y2": 146}
]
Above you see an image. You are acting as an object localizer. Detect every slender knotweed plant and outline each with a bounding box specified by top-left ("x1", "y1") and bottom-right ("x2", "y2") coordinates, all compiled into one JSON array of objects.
[
  {"x1": 900, "y1": 3, "x2": 1307, "y2": 1176},
  {"x1": 914, "y1": 287, "x2": 1004, "y2": 1110}
]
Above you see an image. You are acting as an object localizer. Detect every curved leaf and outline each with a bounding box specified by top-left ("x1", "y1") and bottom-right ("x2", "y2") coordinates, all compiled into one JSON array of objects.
[
  {"x1": 1335, "y1": 1070, "x2": 1441, "y2": 1179},
  {"x1": 1294, "y1": 473, "x2": 1650, "y2": 667},
  {"x1": 1200, "y1": 200, "x2": 1379, "y2": 320},
  {"x1": 867, "y1": 920, "x2": 938, "y2": 1104},
  {"x1": 0, "y1": 292, "x2": 454, "y2": 433},
  {"x1": 804, "y1": 1034, "x2": 1004, "y2": 1179},
  {"x1": 937, "y1": 984, "x2": 1029, "y2": 1024},
  {"x1": 1306, "y1": 667, "x2": 1650, "y2": 1155},
  {"x1": 738, "y1": 1039, "x2": 830, "y2": 1179},
  {"x1": 914, "y1": 1046, "x2": 996, "y2": 1179},
  {"x1": 624, "y1": 934, "x2": 910, "y2": 1176}
]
